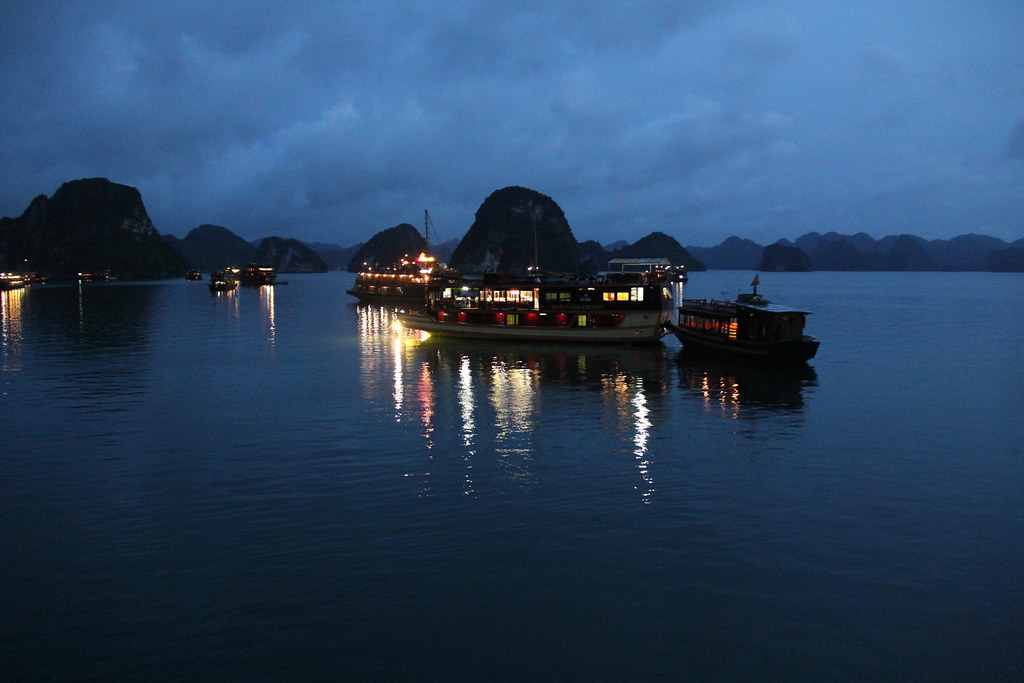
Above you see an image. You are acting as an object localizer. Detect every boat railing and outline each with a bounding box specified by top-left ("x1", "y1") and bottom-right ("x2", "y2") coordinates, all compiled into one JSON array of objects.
[{"x1": 679, "y1": 298, "x2": 742, "y2": 314}]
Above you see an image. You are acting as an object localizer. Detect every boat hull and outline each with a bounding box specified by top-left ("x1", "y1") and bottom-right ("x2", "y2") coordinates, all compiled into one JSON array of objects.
[
  {"x1": 665, "y1": 321, "x2": 819, "y2": 361},
  {"x1": 398, "y1": 310, "x2": 668, "y2": 344},
  {"x1": 346, "y1": 287, "x2": 426, "y2": 304}
]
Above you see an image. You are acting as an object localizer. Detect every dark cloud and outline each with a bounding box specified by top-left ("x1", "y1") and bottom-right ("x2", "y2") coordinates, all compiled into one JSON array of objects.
[{"x1": 1, "y1": 0, "x2": 1022, "y2": 247}]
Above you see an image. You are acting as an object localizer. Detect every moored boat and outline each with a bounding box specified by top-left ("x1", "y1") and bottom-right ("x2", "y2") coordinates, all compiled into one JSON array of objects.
[
  {"x1": 347, "y1": 210, "x2": 458, "y2": 304},
  {"x1": 396, "y1": 260, "x2": 680, "y2": 344},
  {"x1": 347, "y1": 252, "x2": 460, "y2": 304},
  {"x1": 240, "y1": 264, "x2": 276, "y2": 286},
  {"x1": 208, "y1": 267, "x2": 239, "y2": 291},
  {"x1": 664, "y1": 279, "x2": 819, "y2": 362}
]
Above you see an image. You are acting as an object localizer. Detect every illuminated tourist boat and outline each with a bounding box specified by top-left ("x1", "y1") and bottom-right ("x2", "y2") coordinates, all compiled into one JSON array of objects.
[
  {"x1": 347, "y1": 211, "x2": 458, "y2": 304},
  {"x1": 396, "y1": 260, "x2": 682, "y2": 343},
  {"x1": 239, "y1": 264, "x2": 276, "y2": 286},
  {"x1": 347, "y1": 252, "x2": 459, "y2": 304},
  {"x1": 664, "y1": 279, "x2": 819, "y2": 362},
  {"x1": 0, "y1": 273, "x2": 26, "y2": 290},
  {"x1": 208, "y1": 267, "x2": 239, "y2": 291}
]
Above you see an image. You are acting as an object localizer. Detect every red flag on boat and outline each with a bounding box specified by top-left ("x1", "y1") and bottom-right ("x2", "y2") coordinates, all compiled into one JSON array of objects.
[{"x1": 751, "y1": 274, "x2": 760, "y2": 287}]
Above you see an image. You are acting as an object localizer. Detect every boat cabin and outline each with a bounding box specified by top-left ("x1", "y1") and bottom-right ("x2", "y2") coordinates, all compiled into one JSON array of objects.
[{"x1": 676, "y1": 299, "x2": 811, "y2": 344}]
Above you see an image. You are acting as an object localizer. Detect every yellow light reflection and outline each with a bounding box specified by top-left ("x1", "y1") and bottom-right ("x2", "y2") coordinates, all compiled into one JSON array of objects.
[
  {"x1": 1, "y1": 287, "x2": 26, "y2": 364},
  {"x1": 489, "y1": 359, "x2": 538, "y2": 485},
  {"x1": 391, "y1": 333, "x2": 404, "y2": 417},
  {"x1": 260, "y1": 285, "x2": 276, "y2": 345},
  {"x1": 458, "y1": 354, "x2": 476, "y2": 495}
]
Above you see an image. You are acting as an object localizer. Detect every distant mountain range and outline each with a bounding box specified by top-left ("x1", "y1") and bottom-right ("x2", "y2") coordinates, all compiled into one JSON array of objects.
[
  {"x1": 687, "y1": 232, "x2": 1024, "y2": 272},
  {"x1": 2, "y1": 178, "x2": 1021, "y2": 278},
  {"x1": 164, "y1": 224, "x2": 328, "y2": 273}
]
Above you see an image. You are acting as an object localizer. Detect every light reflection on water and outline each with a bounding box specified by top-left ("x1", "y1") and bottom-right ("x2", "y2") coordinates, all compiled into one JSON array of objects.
[
  {"x1": 1, "y1": 287, "x2": 26, "y2": 367},
  {"x1": 356, "y1": 304, "x2": 684, "y2": 502}
]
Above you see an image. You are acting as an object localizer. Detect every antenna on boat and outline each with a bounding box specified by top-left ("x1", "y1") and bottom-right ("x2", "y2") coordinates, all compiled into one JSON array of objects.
[
  {"x1": 424, "y1": 209, "x2": 433, "y2": 253},
  {"x1": 531, "y1": 209, "x2": 540, "y2": 272}
]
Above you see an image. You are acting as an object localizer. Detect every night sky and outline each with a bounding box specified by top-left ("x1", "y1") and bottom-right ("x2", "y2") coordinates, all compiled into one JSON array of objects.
[{"x1": 2, "y1": 1, "x2": 1021, "y2": 247}]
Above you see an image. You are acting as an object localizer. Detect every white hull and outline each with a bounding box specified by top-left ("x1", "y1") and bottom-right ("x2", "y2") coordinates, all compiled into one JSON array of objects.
[{"x1": 398, "y1": 310, "x2": 669, "y2": 343}]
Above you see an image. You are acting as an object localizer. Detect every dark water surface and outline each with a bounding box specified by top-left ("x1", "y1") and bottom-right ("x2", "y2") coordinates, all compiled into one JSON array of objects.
[{"x1": 2, "y1": 272, "x2": 1022, "y2": 680}]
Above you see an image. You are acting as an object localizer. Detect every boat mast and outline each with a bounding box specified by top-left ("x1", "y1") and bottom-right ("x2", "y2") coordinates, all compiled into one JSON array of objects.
[
  {"x1": 531, "y1": 210, "x2": 540, "y2": 272},
  {"x1": 424, "y1": 209, "x2": 433, "y2": 254}
]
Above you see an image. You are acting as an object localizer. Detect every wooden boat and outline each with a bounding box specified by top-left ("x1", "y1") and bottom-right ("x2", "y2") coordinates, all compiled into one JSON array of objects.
[
  {"x1": 208, "y1": 268, "x2": 239, "y2": 291},
  {"x1": 239, "y1": 264, "x2": 276, "y2": 286},
  {"x1": 665, "y1": 278, "x2": 819, "y2": 362},
  {"x1": 346, "y1": 252, "x2": 458, "y2": 303},
  {"x1": 347, "y1": 211, "x2": 459, "y2": 304},
  {"x1": 396, "y1": 260, "x2": 681, "y2": 344}
]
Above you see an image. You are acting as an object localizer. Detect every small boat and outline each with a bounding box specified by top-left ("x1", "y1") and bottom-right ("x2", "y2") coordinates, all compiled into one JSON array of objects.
[
  {"x1": 185, "y1": 270, "x2": 202, "y2": 280},
  {"x1": 78, "y1": 270, "x2": 110, "y2": 283},
  {"x1": 239, "y1": 264, "x2": 276, "y2": 286},
  {"x1": 664, "y1": 276, "x2": 819, "y2": 362},
  {"x1": 208, "y1": 268, "x2": 239, "y2": 291},
  {"x1": 396, "y1": 259, "x2": 682, "y2": 344},
  {"x1": 20, "y1": 273, "x2": 47, "y2": 285}
]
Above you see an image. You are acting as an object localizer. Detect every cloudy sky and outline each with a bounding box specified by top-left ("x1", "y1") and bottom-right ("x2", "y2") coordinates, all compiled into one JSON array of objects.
[{"x1": 2, "y1": 1, "x2": 1022, "y2": 248}]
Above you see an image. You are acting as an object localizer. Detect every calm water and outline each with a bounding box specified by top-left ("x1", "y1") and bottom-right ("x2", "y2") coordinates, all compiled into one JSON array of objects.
[{"x1": 2, "y1": 271, "x2": 1022, "y2": 681}]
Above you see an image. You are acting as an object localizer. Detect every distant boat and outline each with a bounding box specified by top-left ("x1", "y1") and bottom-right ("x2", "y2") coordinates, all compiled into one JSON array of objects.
[
  {"x1": 347, "y1": 211, "x2": 459, "y2": 304},
  {"x1": 239, "y1": 264, "x2": 276, "y2": 286},
  {"x1": 208, "y1": 268, "x2": 239, "y2": 292},
  {"x1": 78, "y1": 271, "x2": 110, "y2": 283},
  {"x1": 20, "y1": 273, "x2": 47, "y2": 285},
  {"x1": 664, "y1": 275, "x2": 820, "y2": 362},
  {"x1": 396, "y1": 259, "x2": 682, "y2": 344},
  {"x1": 185, "y1": 270, "x2": 202, "y2": 280},
  {"x1": 347, "y1": 252, "x2": 459, "y2": 304}
]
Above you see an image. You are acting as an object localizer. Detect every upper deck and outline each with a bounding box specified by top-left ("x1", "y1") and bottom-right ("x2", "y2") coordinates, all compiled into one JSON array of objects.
[{"x1": 678, "y1": 298, "x2": 812, "y2": 317}]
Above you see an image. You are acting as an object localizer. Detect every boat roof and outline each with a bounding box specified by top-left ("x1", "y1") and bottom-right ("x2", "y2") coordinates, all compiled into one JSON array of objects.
[
  {"x1": 606, "y1": 257, "x2": 676, "y2": 272},
  {"x1": 679, "y1": 298, "x2": 813, "y2": 315}
]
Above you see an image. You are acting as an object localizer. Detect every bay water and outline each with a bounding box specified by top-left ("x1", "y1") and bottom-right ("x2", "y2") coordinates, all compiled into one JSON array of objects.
[{"x1": 2, "y1": 271, "x2": 1022, "y2": 680}]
